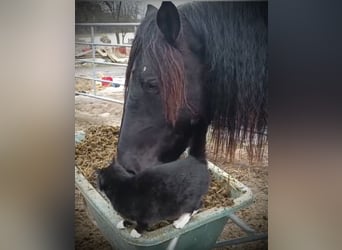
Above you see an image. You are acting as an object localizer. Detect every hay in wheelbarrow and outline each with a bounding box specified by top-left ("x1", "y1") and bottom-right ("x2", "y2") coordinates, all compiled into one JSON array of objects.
[{"x1": 75, "y1": 125, "x2": 234, "y2": 232}]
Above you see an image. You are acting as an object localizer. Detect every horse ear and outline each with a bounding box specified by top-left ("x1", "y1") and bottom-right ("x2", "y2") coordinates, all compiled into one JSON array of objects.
[
  {"x1": 156, "y1": 1, "x2": 180, "y2": 45},
  {"x1": 145, "y1": 4, "x2": 157, "y2": 17}
]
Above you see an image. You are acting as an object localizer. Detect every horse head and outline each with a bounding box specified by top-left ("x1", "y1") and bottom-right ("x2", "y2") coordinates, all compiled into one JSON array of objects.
[
  {"x1": 117, "y1": 2, "x2": 268, "y2": 173},
  {"x1": 117, "y1": 2, "x2": 207, "y2": 173}
]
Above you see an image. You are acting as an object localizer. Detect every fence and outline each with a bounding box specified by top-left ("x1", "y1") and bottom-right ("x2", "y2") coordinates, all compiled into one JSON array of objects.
[{"x1": 75, "y1": 22, "x2": 140, "y2": 105}]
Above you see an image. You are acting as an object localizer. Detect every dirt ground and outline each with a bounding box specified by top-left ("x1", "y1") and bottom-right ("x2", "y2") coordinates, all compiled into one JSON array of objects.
[{"x1": 75, "y1": 78, "x2": 268, "y2": 250}]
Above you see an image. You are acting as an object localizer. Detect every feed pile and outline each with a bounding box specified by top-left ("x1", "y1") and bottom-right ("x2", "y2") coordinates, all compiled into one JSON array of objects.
[{"x1": 75, "y1": 125, "x2": 234, "y2": 213}]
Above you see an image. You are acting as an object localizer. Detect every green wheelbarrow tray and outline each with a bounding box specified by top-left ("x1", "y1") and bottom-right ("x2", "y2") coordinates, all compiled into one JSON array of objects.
[{"x1": 75, "y1": 132, "x2": 255, "y2": 250}]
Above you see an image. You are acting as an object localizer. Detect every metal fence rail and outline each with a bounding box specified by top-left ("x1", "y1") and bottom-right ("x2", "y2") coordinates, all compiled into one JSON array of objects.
[
  {"x1": 75, "y1": 41, "x2": 132, "y2": 47},
  {"x1": 75, "y1": 75, "x2": 124, "y2": 85},
  {"x1": 75, "y1": 59, "x2": 128, "y2": 67},
  {"x1": 75, "y1": 22, "x2": 138, "y2": 100},
  {"x1": 75, "y1": 92, "x2": 124, "y2": 105},
  {"x1": 75, "y1": 22, "x2": 140, "y2": 26}
]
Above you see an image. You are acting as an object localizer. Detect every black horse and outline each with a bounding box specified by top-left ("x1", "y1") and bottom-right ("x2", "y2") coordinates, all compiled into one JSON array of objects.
[{"x1": 117, "y1": 1, "x2": 268, "y2": 174}]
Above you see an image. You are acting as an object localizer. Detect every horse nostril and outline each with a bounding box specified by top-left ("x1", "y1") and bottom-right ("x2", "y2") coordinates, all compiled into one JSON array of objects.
[
  {"x1": 126, "y1": 169, "x2": 136, "y2": 175},
  {"x1": 191, "y1": 118, "x2": 199, "y2": 125}
]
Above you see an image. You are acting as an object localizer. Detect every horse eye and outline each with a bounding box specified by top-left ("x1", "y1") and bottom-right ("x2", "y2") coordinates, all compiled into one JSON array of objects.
[{"x1": 143, "y1": 81, "x2": 159, "y2": 93}]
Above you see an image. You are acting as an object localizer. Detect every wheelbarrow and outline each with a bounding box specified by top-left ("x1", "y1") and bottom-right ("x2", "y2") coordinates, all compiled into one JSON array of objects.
[{"x1": 75, "y1": 131, "x2": 267, "y2": 249}]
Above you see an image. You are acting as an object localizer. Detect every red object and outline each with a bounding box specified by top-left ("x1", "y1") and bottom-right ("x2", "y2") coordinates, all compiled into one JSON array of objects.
[
  {"x1": 118, "y1": 47, "x2": 126, "y2": 54},
  {"x1": 101, "y1": 76, "x2": 113, "y2": 87},
  {"x1": 82, "y1": 47, "x2": 91, "y2": 52}
]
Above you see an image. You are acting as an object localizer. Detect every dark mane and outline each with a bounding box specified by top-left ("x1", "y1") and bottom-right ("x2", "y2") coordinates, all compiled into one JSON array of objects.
[
  {"x1": 126, "y1": 2, "x2": 268, "y2": 161},
  {"x1": 180, "y1": 2, "x2": 268, "y2": 161}
]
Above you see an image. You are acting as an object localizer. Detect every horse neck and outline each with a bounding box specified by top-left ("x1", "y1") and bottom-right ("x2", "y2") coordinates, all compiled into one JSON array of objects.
[{"x1": 189, "y1": 121, "x2": 208, "y2": 160}]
